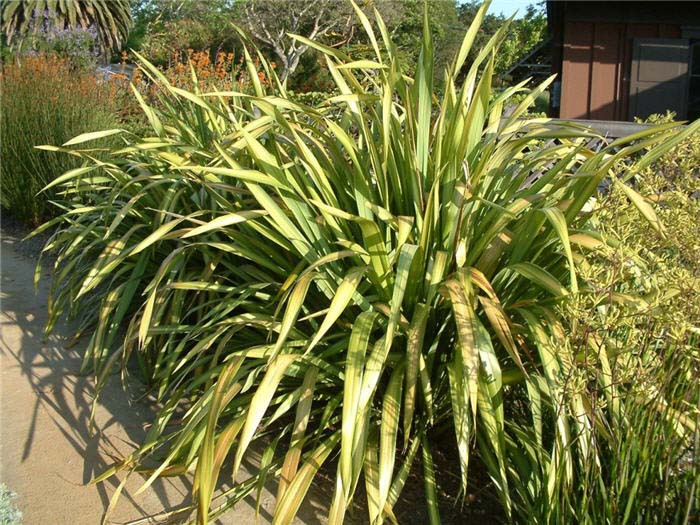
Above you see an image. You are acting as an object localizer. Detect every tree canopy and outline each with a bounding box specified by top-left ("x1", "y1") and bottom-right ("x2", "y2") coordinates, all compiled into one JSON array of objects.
[
  {"x1": 3, "y1": 0, "x2": 547, "y2": 89},
  {"x1": 126, "y1": 0, "x2": 238, "y2": 63},
  {"x1": 458, "y1": 0, "x2": 546, "y2": 75}
]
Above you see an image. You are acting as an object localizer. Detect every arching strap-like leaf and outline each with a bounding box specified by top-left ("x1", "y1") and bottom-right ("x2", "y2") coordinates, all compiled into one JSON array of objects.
[
  {"x1": 363, "y1": 430, "x2": 381, "y2": 525},
  {"x1": 62, "y1": 128, "x2": 124, "y2": 146},
  {"x1": 422, "y1": 437, "x2": 441, "y2": 525},
  {"x1": 613, "y1": 179, "x2": 667, "y2": 238},
  {"x1": 340, "y1": 312, "x2": 378, "y2": 499},
  {"x1": 272, "y1": 431, "x2": 341, "y2": 525},
  {"x1": 479, "y1": 296, "x2": 525, "y2": 373},
  {"x1": 271, "y1": 272, "x2": 317, "y2": 358},
  {"x1": 404, "y1": 303, "x2": 430, "y2": 445},
  {"x1": 541, "y1": 207, "x2": 578, "y2": 293},
  {"x1": 444, "y1": 275, "x2": 478, "y2": 423},
  {"x1": 41, "y1": 165, "x2": 102, "y2": 192},
  {"x1": 306, "y1": 266, "x2": 367, "y2": 354},
  {"x1": 509, "y1": 262, "x2": 568, "y2": 297},
  {"x1": 378, "y1": 364, "x2": 404, "y2": 515},
  {"x1": 277, "y1": 366, "x2": 319, "y2": 502},
  {"x1": 196, "y1": 357, "x2": 244, "y2": 524},
  {"x1": 181, "y1": 210, "x2": 268, "y2": 238},
  {"x1": 233, "y1": 354, "x2": 299, "y2": 478}
]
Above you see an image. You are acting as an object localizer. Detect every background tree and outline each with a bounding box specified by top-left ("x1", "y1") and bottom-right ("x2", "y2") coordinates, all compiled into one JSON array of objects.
[
  {"x1": 127, "y1": 0, "x2": 238, "y2": 65},
  {"x1": 122, "y1": 0, "x2": 544, "y2": 91},
  {"x1": 1, "y1": 0, "x2": 132, "y2": 56},
  {"x1": 236, "y1": 0, "x2": 355, "y2": 82},
  {"x1": 495, "y1": 3, "x2": 546, "y2": 74},
  {"x1": 457, "y1": 0, "x2": 546, "y2": 75},
  {"x1": 375, "y1": 0, "x2": 462, "y2": 78},
  {"x1": 235, "y1": 0, "x2": 463, "y2": 88},
  {"x1": 456, "y1": 1, "x2": 505, "y2": 67}
]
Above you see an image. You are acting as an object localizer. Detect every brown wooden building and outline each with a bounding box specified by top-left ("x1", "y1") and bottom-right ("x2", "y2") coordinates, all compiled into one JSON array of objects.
[{"x1": 547, "y1": 1, "x2": 700, "y2": 121}]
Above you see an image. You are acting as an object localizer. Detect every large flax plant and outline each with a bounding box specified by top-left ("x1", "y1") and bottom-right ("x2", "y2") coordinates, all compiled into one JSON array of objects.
[{"x1": 35, "y1": 2, "x2": 699, "y2": 523}]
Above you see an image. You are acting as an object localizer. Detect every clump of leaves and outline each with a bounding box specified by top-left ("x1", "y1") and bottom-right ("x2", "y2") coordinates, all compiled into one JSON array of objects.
[
  {"x1": 504, "y1": 242, "x2": 699, "y2": 523},
  {"x1": 584, "y1": 116, "x2": 699, "y2": 522},
  {"x1": 34, "y1": 1, "x2": 700, "y2": 523}
]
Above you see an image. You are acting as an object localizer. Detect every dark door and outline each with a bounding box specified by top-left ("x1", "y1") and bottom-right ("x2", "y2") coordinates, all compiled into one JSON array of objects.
[{"x1": 628, "y1": 38, "x2": 689, "y2": 120}]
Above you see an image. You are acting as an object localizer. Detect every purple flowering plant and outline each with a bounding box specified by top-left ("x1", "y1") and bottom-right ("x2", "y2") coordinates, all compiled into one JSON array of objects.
[{"x1": 11, "y1": 9, "x2": 102, "y2": 69}]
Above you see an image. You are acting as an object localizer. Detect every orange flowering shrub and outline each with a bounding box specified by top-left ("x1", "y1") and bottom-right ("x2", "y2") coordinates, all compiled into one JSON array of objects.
[
  {"x1": 1, "y1": 49, "x2": 289, "y2": 226},
  {"x1": 129, "y1": 49, "x2": 273, "y2": 98},
  {"x1": 1, "y1": 54, "x2": 121, "y2": 224}
]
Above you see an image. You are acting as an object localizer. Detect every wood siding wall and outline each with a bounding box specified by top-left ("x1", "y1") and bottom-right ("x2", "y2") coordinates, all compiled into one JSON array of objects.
[{"x1": 560, "y1": 22, "x2": 681, "y2": 120}]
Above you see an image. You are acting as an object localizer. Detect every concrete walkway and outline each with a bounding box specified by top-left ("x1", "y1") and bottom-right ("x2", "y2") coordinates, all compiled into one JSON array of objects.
[{"x1": 0, "y1": 229, "x2": 323, "y2": 524}]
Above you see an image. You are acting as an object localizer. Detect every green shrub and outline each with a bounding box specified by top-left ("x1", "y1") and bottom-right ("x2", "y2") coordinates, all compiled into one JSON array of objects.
[
  {"x1": 581, "y1": 118, "x2": 699, "y2": 522},
  {"x1": 502, "y1": 322, "x2": 699, "y2": 524},
  {"x1": 499, "y1": 116, "x2": 700, "y2": 523},
  {"x1": 35, "y1": 2, "x2": 700, "y2": 523},
  {"x1": 0, "y1": 484, "x2": 21, "y2": 525},
  {"x1": 287, "y1": 90, "x2": 332, "y2": 107},
  {"x1": 0, "y1": 53, "x2": 120, "y2": 225},
  {"x1": 497, "y1": 88, "x2": 549, "y2": 118},
  {"x1": 588, "y1": 111, "x2": 699, "y2": 367}
]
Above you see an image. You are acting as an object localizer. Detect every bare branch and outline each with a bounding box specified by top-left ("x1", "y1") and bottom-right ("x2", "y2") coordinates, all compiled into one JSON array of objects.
[{"x1": 239, "y1": 0, "x2": 353, "y2": 80}]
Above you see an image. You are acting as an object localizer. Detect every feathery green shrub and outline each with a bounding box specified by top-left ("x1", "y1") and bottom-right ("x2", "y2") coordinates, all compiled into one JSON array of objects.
[
  {"x1": 500, "y1": 114, "x2": 700, "y2": 523},
  {"x1": 34, "y1": 2, "x2": 700, "y2": 523}
]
